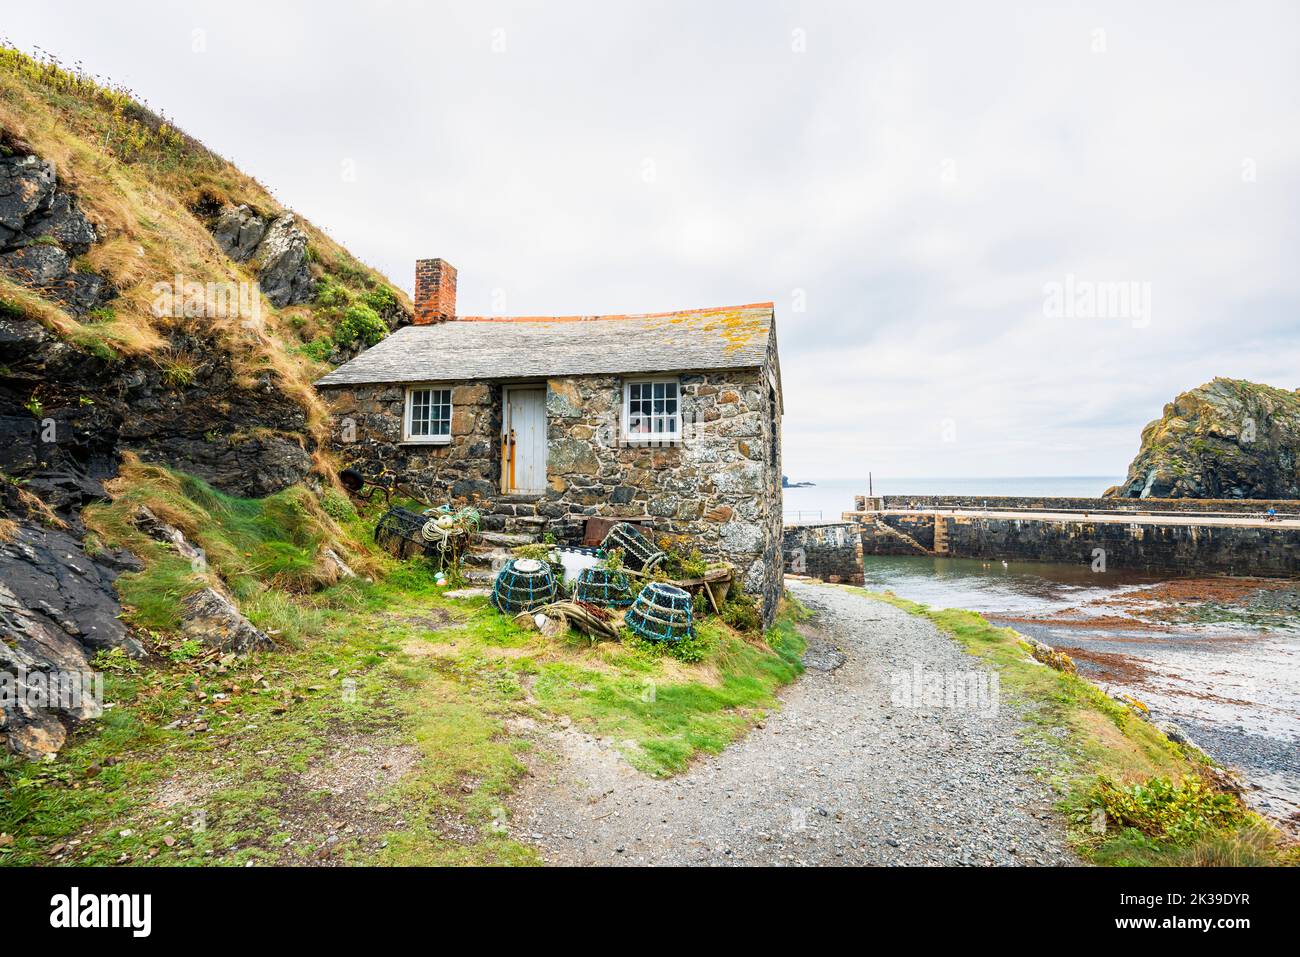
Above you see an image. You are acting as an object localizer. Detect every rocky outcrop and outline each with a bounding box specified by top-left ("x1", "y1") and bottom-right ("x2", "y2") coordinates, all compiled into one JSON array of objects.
[
  {"x1": 0, "y1": 513, "x2": 144, "y2": 759},
  {"x1": 0, "y1": 314, "x2": 314, "y2": 504},
  {"x1": 0, "y1": 142, "x2": 112, "y2": 316},
  {"x1": 253, "y1": 212, "x2": 314, "y2": 307},
  {"x1": 1107, "y1": 378, "x2": 1300, "y2": 499},
  {"x1": 209, "y1": 203, "x2": 314, "y2": 307},
  {"x1": 211, "y1": 203, "x2": 266, "y2": 262}
]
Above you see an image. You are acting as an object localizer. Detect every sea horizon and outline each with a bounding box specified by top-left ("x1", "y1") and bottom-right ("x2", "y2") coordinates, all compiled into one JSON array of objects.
[{"x1": 782, "y1": 475, "x2": 1124, "y2": 522}]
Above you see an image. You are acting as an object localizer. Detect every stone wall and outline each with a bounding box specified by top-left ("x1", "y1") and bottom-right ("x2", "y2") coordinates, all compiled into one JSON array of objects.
[
  {"x1": 858, "y1": 513, "x2": 1300, "y2": 577},
  {"x1": 783, "y1": 523, "x2": 863, "y2": 584},
  {"x1": 319, "y1": 361, "x2": 784, "y2": 623},
  {"x1": 320, "y1": 381, "x2": 502, "y2": 501},
  {"x1": 870, "y1": 494, "x2": 1300, "y2": 515}
]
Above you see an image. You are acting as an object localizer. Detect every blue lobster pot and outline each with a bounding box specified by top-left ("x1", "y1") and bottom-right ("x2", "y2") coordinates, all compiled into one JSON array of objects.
[
  {"x1": 600, "y1": 522, "x2": 665, "y2": 574},
  {"x1": 491, "y1": 558, "x2": 556, "y2": 614},
  {"x1": 573, "y1": 566, "x2": 634, "y2": 608},
  {"x1": 625, "y1": 582, "x2": 694, "y2": 643}
]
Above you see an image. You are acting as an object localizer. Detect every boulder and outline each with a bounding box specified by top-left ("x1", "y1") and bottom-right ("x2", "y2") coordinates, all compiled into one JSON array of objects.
[
  {"x1": 179, "y1": 587, "x2": 273, "y2": 654},
  {"x1": 0, "y1": 149, "x2": 113, "y2": 315},
  {"x1": 1, "y1": 243, "x2": 70, "y2": 283},
  {"x1": 0, "y1": 519, "x2": 141, "y2": 758},
  {"x1": 211, "y1": 203, "x2": 267, "y2": 262},
  {"x1": 132, "y1": 505, "x2": 204, "y2": 564},
  {"x1": 322, "y1": 547, "x2": 357, "y2": 579},
  {"x1": 0, "y1": 154, "x2": 56, "y2": 245},
  {"x1": 253, "y1": 213, "x2": 314, "y2": 307},
  {"x1": 0, "y1": 520, "x2": 141, "y2": 657},
  {"x1": 27, "y1": 193, "x2": 98, "y2": 253},
  {"x1": 208, "y1": 204, "x2": 314, "y2": 306}
]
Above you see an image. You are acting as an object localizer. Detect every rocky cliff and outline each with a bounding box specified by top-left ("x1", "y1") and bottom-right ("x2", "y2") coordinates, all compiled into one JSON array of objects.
[
  {"x1": 0, "y1": 46, "x2": 409, "y2": 756},
  {"x1": 1106, "y1": 378, "x2": 1300, "y2": 499}
]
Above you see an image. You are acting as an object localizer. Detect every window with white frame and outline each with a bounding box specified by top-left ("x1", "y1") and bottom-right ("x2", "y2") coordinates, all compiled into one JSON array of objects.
[
  {"x1": 623, "y1": 378, "x2": 680, "y2": 441},
  {"x1": 404, "y1": 386, "x2": 452, "y2": 442}
]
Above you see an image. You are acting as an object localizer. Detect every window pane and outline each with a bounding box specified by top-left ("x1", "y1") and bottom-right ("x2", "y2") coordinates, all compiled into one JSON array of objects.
[
  {"x1": 409, "y1": 388, "x2": 452, "y2": 438},
  {"x1": 627, "y1": 380, "x2": 682, "y2": 438},
  {"x1": 432, "y1": 389, "x2": 451, "y2": 435},
  {"x1": 411, "y1": 389, "x2": 426, "y2": 436}
]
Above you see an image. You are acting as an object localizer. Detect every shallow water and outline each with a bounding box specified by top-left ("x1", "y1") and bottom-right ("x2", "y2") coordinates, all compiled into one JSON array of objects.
[{"x1": 860, "y1": 555, "x2": 1300, "y2": 824}]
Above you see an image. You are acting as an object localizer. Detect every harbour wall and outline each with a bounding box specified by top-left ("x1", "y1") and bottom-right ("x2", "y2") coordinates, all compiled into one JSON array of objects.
[
  {"x1": 858, "y1": 512, "x2": 1300, "y2": 577},
  {"x1": 782, "y1": 522, "x2": 865, "y2": 584},
  {"x1": 856, "y1": 494, "x2": 1299, "y2": 517}
]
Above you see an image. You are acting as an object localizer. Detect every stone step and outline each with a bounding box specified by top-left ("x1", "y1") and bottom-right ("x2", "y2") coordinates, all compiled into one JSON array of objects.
[
  {"x1": 476, "y1": 530, "x2": 537, "y2": 548},
  {"x1": 463, "y1": 549, "x2": 512, "y2": 569}
]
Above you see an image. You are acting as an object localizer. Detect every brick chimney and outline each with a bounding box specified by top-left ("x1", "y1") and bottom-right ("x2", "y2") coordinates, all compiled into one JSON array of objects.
[{"x1": 413, "y1": 258, "x2": 456, "y2": 324}]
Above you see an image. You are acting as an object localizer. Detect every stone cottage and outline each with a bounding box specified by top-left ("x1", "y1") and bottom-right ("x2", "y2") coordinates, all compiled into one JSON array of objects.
[{"x1": 314, "y1": 258, "x2": 784, "y2": 622}]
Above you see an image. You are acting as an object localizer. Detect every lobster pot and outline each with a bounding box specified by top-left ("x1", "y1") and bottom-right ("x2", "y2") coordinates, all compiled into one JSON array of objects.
[
  {"x1": 374, "y1": 507, "x2": 434, "y2": 560},
  {"x1": 573, "y1": 567, "x2": 634, "y2": 608},
  {"x1": 491, "y1": 558, "x2": 556, "y2": 614},
  {"x1": 600, "y1": 522, "x2": 665, "y2": 574},
  {"x1": 625, "y1": 583, "x2": 694, "y2": 643}
]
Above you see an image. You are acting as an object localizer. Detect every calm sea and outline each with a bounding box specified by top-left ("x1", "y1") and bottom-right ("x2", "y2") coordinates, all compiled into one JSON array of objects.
[{"x1": 782, "y1": 476, "x2": 1123, "y2": 523}]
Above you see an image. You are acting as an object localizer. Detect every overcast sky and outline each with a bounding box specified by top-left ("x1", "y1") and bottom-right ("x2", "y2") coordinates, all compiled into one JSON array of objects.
[{"x1": 5, "y1": 1, "x2": 1298, "y2": 479}]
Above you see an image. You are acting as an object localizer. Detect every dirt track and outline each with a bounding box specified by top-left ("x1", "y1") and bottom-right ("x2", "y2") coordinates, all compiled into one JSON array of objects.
[{"x1": 514, "y1": 580, "x2": 1078, "y2": 866}]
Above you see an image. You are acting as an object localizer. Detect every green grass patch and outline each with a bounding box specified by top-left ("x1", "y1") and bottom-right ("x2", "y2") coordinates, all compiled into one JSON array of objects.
[{"x1": 1, "y1": 463, "x2": 811, "y2": 866}]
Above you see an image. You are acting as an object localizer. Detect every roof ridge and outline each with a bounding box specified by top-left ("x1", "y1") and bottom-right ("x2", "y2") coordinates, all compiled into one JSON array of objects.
[{"x1": 450, "y1": 301, "x2": 774, "y2": 323}]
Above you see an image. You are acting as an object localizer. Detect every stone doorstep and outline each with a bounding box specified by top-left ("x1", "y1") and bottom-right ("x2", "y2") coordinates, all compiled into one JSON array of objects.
[
  {"x1": 492, "y1": 493, "x2": 545, "y2": 504},
  {"x1": 476, "y1": 530, "x2": 537, "y2": 548},
  {"x1": 462, "y1": 549, "x2": 511, "y2": 569}
]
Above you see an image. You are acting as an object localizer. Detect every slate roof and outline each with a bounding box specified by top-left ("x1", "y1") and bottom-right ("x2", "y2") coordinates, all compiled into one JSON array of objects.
[{"x1": 314, "y1": 302, "x2": 775, "y2": 387}]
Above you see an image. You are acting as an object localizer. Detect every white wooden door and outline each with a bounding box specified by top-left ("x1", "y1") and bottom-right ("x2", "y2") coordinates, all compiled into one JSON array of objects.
[{"x1": 505, "y1": 388, "x2": 547, "y2": 493}]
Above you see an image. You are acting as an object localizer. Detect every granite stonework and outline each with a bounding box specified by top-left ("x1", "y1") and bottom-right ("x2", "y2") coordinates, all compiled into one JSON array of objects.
[
  {"x1": 858, "y1": 512, "x2": 1300, "y2": 576},
  {"x1": 868, "y1": 494, "x2": 1300, "y2": 516},
  {"x1": 319, "y1": 361, "x2": 783, "y2": 623},
  {"x1": 782, "y1": 523, "x2": 864, "y2": 584}
]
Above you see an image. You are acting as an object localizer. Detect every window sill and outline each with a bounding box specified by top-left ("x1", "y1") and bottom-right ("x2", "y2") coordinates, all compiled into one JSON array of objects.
[
  {"x1": 621, "y1": 436, "x2": 683, "y2": 447},
  {"x1": 400, "y1": 437, "x2": 452, "y2": 446}
]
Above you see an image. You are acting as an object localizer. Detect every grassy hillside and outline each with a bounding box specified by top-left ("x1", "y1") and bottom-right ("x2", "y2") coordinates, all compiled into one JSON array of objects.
[
  {"x1": 0, "y1": 43, "x2": 410, "y2": 445},
  {"x1": 1, "y1": 458, "x2": 808, "y2": 866}
]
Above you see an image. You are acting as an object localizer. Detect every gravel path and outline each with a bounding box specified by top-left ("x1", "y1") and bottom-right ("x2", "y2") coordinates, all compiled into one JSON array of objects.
[{"x1": 514, "y1": 580, "x2": 1079, "y2": 865}]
